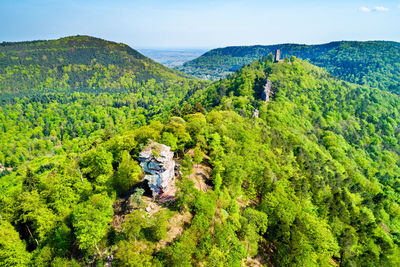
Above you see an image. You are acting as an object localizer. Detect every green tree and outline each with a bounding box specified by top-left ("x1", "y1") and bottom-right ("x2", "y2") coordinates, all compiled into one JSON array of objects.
[
  {"x1": 22, "y1": 167, "x2": 40, "y2": 191},
  {"x1": 0, "y1": 220, "x2": 31, "y2": 266},
  {"x1": 240, "y1": 208, "x2": 268, "y2": 256},
  {"x1": 72, "y1": 193, "x2": 113, "y2": 251},
  {"x1": 185, "y1": 113, "x2": 207, "y2": 139},
  {"x1": 115, "y1": 240, "x2": 153, "y2": 267},
  {"x1": 130, "y1": 188, "x2": 145, "y2": 209},
  {"x1": 113, "y1": 150, "x2": 142, "y2": 193},
  {"x1": 123, "y1": 210, "x2": 149, "y2": 242},
  {"x1": 18, "y1": 190, "x2": 57, "y2": 242},
  {"x1": 80, "y1": 147, "x2": 113, "y2": 180},
  {"x1": 161, "y1": 132, "x2": 178, "y2": 151},
  {"x1": 193, "y1": 146, "x2": 204, "y2": 167},
  {"x1": 148, "y1": 210, "x2": 170, "y2": 241}
]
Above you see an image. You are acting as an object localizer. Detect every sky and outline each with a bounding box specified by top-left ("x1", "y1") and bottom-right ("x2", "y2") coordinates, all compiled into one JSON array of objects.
[{"x1": 0, "y1": 0, "x2": 399, "y2": 49}]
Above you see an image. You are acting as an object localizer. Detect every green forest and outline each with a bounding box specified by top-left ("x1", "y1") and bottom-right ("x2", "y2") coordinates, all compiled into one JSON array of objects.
[
  {"x1": 0, "y1": 35, "x2": 188, "y2": 93},
  {"x1": 177, "y1": 41, "x2": 400, "y2": 94},
  {"x1": 1, "y1": 36, "x2": 400, "y2": 266}
]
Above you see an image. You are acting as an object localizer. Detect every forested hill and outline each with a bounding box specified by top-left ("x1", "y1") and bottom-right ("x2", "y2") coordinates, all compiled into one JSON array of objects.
[
  {"x1": 178, "y1": 41, "x2": 400, "y2": 94},
  {"x1": 0, "y1": 35, "x2": 189, "y2": 93},
  {"x1": 2, "y1": 55, "x2": 400, "y2": 265}
]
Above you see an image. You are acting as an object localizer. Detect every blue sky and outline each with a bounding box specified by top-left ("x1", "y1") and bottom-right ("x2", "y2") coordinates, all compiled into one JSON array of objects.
[{"x1": 0, "y1": 0, "x2": 399, "y2": 49}]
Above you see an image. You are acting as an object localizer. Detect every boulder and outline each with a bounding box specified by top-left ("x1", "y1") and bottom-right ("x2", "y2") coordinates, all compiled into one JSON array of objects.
[{"x1": 139, "y1": 141, "x2": 175, "y2": 197}]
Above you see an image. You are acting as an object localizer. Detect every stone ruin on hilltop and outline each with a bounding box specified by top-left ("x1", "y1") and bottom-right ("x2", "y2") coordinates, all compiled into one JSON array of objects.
[
  {"x1": 274, "y1": 49, "x2": 281, "y2": 63},
  {"x1": 139, "y1": 141, "x2": 176, "y2": 198},
  {"x1": 274, "y1": 49, "x2": 284, "y2": 63}
]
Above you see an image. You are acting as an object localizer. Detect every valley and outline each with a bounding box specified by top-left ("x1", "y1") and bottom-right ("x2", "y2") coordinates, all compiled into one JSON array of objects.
[{"x1": 138, "y1": 48, "x2": 208, "y2": 68}]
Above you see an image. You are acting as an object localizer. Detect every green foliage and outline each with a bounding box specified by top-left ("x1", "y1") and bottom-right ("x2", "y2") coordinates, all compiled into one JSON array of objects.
[
  {"x1": 181, "y1": 154, "x2": 193, "y2": 175},
  {"x1": 72, "y1": 193, "x2": 113, "y2": 250},
  {"x1": 2, "y1": 37, "x2": 400, "y2": 266},
  {"x1": 123, "y1": 209, "x2": 170, "y2": 243},
  {"x1": 18, "y1": 189, "x2": 58, "y2": 241},
  {"x1": 0, "y1": 80, "x2": 207, "y2": 166},
  {"x1": 130, "y1": 188, "x2": 145, "y2": 208},
  {"x1": 115, "y1": 240, "x2": 153, "y2": 267},
  {"x1": 148, "y1": 210, "x2": 170, "y2": 241},
  {"x1": 0, "y1": 220, "x2": 31, "y2": 266},
  {"x1": 164, "y1": 121, "x2": 191, "y2": 152},
  {"x1": 80, "y1": 147, "x2": 113, "y2": 180},
  {"x1": 123, "y1": 210, "x2": 149, "y2": 241},
  {"x1": 113, "y1": 150, "x2": 142, "y2": 193},
  {"x1": 161, "y1": 131, "x2": 179, "y2": 151},
  {"x1": 185, "y1": 113, "x2": 207, "y2": 139},
  {"x1": 193, "y1": 146, "x2": 204, "y2": 165},
  {"x1": 179, "y1": 41, "x2": 400, "y2": 94},
  {"x1": 0, "y1": 35, "x2": 189, "y2": 93},
  {"x1": 240, "y1": 208, "x2": 268, "y2": 257}
]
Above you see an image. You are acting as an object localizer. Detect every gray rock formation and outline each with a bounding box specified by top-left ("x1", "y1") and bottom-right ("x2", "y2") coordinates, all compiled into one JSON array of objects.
[
  {"x1": 139, "y1": 141, "x2": 175, "y2": 197},
  {"x1": 261, "y1": 79, "x2": 272, "y2": 102},
  {"x1": 252, "y1": 109, "x2": 259, "y2": 118}
]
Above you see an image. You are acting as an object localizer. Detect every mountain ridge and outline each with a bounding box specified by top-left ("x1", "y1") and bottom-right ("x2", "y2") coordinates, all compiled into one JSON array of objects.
[
  {"x1": 178, "y1": 40, "x2": 400, "y2": 94},
  {"x1": 0, "y1": 35, "x2": 190, "y2": 93}
]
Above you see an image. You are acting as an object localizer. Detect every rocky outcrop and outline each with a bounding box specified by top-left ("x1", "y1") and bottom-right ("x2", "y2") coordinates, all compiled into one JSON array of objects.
[
  {"x1": 252, "y1": 109, "x2": 259, "y2": 118},
  {"x1": 261, "y1": 79, "x2": 272, "y2": 102},
  {"x1": 139, "y1": 141, "x2": 175, "y2": 197}
]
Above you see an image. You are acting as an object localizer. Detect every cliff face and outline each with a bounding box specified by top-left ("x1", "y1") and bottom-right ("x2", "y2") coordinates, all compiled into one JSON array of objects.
[
  {"x1": 261, "y1": 79, "x2": 272, "y2": 102},
  {"x1": 139, "y1": 142, "x2": 175, "y2": 197}
]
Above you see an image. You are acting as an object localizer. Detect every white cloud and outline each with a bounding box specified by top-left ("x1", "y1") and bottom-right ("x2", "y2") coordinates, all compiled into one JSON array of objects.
[
  {"x1": 359, "y1": 6, "x2": 389, "y2": 12},
  {"x1": 374, "y1": 6, "x2": 389, "y2": 12},
  {"x1": 360, "y1": 6, "x2": 371, "y2": 12}
]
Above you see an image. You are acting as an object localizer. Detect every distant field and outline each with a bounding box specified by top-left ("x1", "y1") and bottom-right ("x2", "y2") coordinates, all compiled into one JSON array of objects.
[{"x1": 138, "y1": 48, "x2": 208, "y2": 67}]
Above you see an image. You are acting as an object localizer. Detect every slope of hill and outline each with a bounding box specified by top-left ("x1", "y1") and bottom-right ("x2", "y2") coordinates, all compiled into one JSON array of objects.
[
  {"x1": 178, "y1": 41, "x2": 400, "y2": 93},
  {"x1": 0, "y1": 35, "x2": 189, "y2": 93},
  {"x1": 185, "y1": 57, "x2": 400, "y2": 265},
  {"x1": 1, "y1": 54, "x2": 400, "y2": 266}
]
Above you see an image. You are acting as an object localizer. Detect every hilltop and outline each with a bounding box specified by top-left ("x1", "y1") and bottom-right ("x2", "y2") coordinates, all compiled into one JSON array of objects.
[
  {"x1": 0, "y1": 35, "x2": 189, "y2": 93},
  {"x1": 178, "y1": 41, "x2": 400, "y2": 94}
]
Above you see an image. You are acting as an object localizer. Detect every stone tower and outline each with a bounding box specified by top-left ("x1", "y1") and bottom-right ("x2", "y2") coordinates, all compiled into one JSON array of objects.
[{"x1": 274, "y1": 49, "x2": 280, "y2": 63}]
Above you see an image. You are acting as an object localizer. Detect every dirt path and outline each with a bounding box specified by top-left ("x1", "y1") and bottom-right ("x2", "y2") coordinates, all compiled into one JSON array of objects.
[
  {"x1": 186, "y1": 149, "x2": 212, "y2": 192},
  {"x1": 189, "y1": 163, "x2": 212, "y2": 192},
  {"x1": 156, "y1": 211, "x2": 192, "y2": 250}
]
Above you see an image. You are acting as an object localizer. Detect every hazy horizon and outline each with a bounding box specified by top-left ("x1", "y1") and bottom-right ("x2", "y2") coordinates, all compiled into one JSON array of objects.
[
  {"x1": 1, "y1": 0, "x2": 400, "y2": 49},
  {"x1": 2, "y1": 35, "x2": 400, "y2": 51}
]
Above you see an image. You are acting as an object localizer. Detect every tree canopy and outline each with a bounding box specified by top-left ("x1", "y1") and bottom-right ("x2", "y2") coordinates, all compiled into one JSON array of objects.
[{"x1": 1, "y1": 38, "x2": 400, "y2": 266}]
